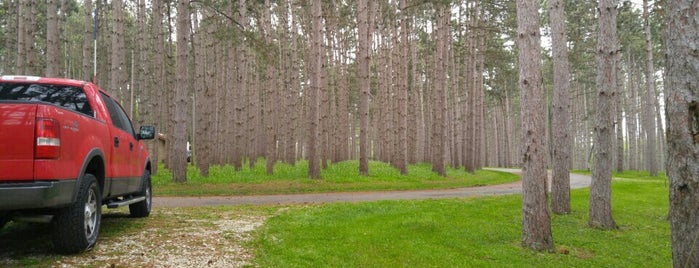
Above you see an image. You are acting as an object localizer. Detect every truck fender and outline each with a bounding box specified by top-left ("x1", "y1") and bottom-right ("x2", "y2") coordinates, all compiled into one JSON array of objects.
[
  {"x1": 137, "y1": 157, "x2": 152, "y2": 189},
  {"x1": 141, "y1": 157, "x2": 152, "y2": 175},
  {"x1": 71, "y1": 148, "x2": 105, "y2": 203}
]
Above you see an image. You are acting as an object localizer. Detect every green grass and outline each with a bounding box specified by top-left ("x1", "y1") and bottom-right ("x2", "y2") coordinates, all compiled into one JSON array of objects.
[
  {"x1": 1, "y1": 171, "x2": 670, "y2": 267},
  {"x1": 151, "y1": 160, "x2": 520, "y2": 196},
  {"x1": 252, "y1": 173, "x2": 670, "y2": 267}
]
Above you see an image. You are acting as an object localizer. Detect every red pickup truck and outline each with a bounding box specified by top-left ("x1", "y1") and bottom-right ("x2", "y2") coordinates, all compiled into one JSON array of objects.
[{"x1": 0, "y1": 75, "x2": 155, "y2": 254}]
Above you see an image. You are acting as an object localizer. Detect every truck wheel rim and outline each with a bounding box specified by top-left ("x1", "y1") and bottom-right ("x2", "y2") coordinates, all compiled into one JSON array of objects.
[
  {"x1": 84, "y1": 189, "x2": 98, "y2": 238},
  {"x1": 145, "y1": 186, "x2": 152, "y2": 210}
]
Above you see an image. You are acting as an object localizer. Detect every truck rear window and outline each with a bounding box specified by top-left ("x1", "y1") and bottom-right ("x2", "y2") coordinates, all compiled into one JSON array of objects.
[{"x1": 0, "y1": 83, "x2": 94, "y2": 117}]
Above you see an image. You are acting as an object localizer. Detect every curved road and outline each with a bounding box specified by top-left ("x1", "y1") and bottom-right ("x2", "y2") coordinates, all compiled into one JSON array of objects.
[{"x1": 152, "y1": 168, "x2": 591, "y2": 207}]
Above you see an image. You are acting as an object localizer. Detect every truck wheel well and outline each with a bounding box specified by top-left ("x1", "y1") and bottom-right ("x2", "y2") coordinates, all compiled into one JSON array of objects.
[
  {"x1": 145, "y1": 161, "x2": 152, "y2": 174},
  {"x1": 84, "y1": 156, "x2": 105, "y2": 191}
]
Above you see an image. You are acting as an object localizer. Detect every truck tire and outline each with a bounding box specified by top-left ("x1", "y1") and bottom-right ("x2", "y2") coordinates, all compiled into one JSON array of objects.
[
  {"x1": 52, "y1": 174, "x2": 101, "y2": 254},
  {"x1": 129, "y1": 170, "x2": 152, "y2": 218}
]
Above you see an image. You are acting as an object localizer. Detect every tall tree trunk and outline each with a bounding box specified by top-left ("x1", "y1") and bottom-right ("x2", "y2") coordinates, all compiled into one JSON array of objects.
[
  {"x1": 2, "y1": 1, "x2": 16, "y2": 74},
  {"x1": 96, "y1": 0, "x2": 110, "y2": 89},
  {"x1": 149, "y1": 0, "x2": 165, "y2": 175},
  {"x1": 464, "y1": 2, "x2": 476, "y2": 174},
  {"x1": 615, "y1": 66, "x2": 625, "y2": 173},
  {"x1": 431, "y1": 6, "x2": 448, "y2": 177},
  {"x1": 358, "y1": 0, "x2": 371, "y2": 176},
  {"x1": 590, "y1": 0, "x2": 618, "y2": 230},
  {"x1": 615, "y1": 56, "x2": 625, "y2": 173},
  {"x1": 133, "y1": 0, "x2": 153, "y2": 171},
  {"x1": 626, "y1": 57, "x2": 639, "y2": 171},
  {"x1": 286, "y1": 0, "x2": 299, "y2": 166},
  {"x1": 82, "y1": 0, "x2": 93, "y2": 81},
  {"x1": 46, "y1": 0, "x2": 60, "y2": 77},
  {"x1": 408, "y1": 47, "x2": 420, "y2": 164},
  {"x1": 643, "y1": 0, "x2": 657, "y2": 176},
  {"x1": 246, "y1": 3, "x2": 258, "y2": 169},
  {"x1": 550, "y1": 0, "x2": 572, "y2": 214},
  {"x1": 665, "y1": 0, "x2": 699, "y2": 266},
  {"x1": 337, "y1": 30, "x2": 349, "y2": 162},
  {"x1": 110, "y1": 0, "x2": 127, "y2": 104},
  {"x1": 193, "y1": 9, "x2": 210, "y2": 176},
  {"x1": 308, "y1": 0, "x2": 322, "y2": 179},
  {"x1": 236, "y1": 0, "x2": 249, "y2": 170},
  {"x1": 263, "y1": 0, "x2": 276, "y2": 175},
  {"x1": 16, "y1": 0, "x2": 27, "y2": 74},
  {"x1": 135, "y1": 0, "x2": 148, "y2": 127},
  {"x1": 172, "y1": 0, "x2": 190, "y2": 183},
  {"x1": 224, "y1": 38, "x2": 235, "y2": 165},
  {"x1": 26, "y1": 3, "x2": 39, "y2": 75},
  {"x1": 319, "y1": 16, "x2": 330, "y2": 170},
  {"x1": 504, "y1": 90, "x2": 513, "y2": 167},
  {"x1": 474, "y1": 7, "x2": 485, "y2": 170},
  {"x1": 654, "y1": 93, "x2": 666, "y2": 170},
  {"x1": 516, "y1": 0, "x2": 554, "y2": 252}
]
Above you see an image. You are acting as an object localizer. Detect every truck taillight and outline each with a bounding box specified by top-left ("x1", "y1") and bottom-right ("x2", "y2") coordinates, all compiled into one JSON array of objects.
[{"x1": 35, "y1": 118, "x2": 61, "y2": 159}]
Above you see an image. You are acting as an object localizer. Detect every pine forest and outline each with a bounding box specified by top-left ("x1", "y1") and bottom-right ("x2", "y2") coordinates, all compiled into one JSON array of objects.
[{"x1": 0, "y1": 0, "x2": 666, "y2": 181}]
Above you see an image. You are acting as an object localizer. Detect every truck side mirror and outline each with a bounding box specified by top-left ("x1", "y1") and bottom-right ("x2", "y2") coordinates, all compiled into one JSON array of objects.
[{"x1": 138, "y1": 126, "x2": 155, "y2": 140}]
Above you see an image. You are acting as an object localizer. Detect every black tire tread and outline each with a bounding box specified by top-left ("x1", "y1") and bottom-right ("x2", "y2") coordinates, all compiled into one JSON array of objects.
[
  {"x1": 52, "y1": 174, "x2": 101, "y2": 254},
  {"x1": 129, "y1": 170, "x2": 152, "y2": 218}
]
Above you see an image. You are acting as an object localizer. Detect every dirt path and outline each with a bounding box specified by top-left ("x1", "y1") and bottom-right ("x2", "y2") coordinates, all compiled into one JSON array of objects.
[{"x1": 153, "y1": 169, "x2": 592, "y2": 207}]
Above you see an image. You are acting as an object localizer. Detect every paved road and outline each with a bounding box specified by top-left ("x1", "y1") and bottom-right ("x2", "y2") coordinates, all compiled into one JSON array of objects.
[{"x1": 152, "y1": 168, "x2": 592, "y2": 207}]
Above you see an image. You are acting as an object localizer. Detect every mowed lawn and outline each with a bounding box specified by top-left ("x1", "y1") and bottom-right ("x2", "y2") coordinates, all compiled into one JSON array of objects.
[
  {"x1": 1, "y1": 166, "x2": 670, "y2": 267},
  {"x1": 251, "y1": 172, "x2": 670, "y2": 267}
]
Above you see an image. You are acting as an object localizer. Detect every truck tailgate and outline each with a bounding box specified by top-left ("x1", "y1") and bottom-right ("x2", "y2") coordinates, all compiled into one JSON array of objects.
[{"x1": 0, "y1": 103, "x2": 36, "y2": 181}]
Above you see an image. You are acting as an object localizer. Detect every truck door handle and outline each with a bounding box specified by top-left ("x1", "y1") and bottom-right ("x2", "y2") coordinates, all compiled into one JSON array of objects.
[
  {"x1": 129, "y1": 142, "x2": 134, "y2": 151},
  {"x1": 114, "y1": 137, "x2": 120, "y2": 148}
]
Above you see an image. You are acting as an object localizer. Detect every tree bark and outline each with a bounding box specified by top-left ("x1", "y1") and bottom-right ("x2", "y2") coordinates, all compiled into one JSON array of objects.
[
  {"x1": 287, "y1": 0, "x2": 299, "y2": 166},
  {"x1": 246, "y1": 1, "x2": 258, "y2": 169},
  {"x1": 642, "y1": 0, "x2": 657, "y2": 176},
  {"x1": 516, "y1": 0, "x2": 554, "y2": 252},
  {"x1": 308, "y1": 0, "x2": 322, "y2": 179},
  {"x1": 474, "y1": 5, "x2": 485, "y2": 170},
  {"x1": 26, "y1": 2, "x2": 39, "y2": 75},
  {"x1": 626, "y1": 57, "x2": 639, "y2": 171},
  {"x1": 110, "y1": 0, "x2": 126, "y2": 100},
  {"x1": 193, "y1": 7, "x2": 210, "y2": 176},
  {"x1": 172, "y1": 0, "x2": 190, "y2": 183},
  {"x1": 2, "y1": 1, "x2": 16, "y2": 74},
  {"x1": 358, "y1": 0, "x2": 371, "y2": 176},
  {"x1": 237, "y1": 0, "x2": 249, "y2": 170},
  {"x1": 81, "y1": 0, "x2": 93, "y2": 81},
  {"x1": 550, "y1": 0, "x2": 572, "y2": 214},
  {"x1": 665, "y1": 0, "x2": 699, "y2": 266},
  {"x1": 615, "y1": 53, "x2": 625, "y2": 173},
  {"x1": 431, "y1": 6, "x2": 448, "y2": 177},
  {"x1": 135, "y1": 0, "x2": 148, "y2": 127},
  {"x1": 464, "y1": 2, "x2": 477, "y2": 174},
  {"x1": 46, "y1": 0, "x2": 60, "y2": 77},
  {"x1": 589, "y1": 0, "x2": 618, "y2": 230},
  {"x1": 263, "y1": 0, "x2": 276, "y2": 175},
  {"x1": 16, "y1": 0, "x2": 27, "y2": 74}
]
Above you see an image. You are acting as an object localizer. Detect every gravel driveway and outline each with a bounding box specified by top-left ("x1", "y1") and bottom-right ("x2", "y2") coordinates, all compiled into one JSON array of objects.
[{"x1": 152, "y1": 168, "x2": 592, "y2": 207}]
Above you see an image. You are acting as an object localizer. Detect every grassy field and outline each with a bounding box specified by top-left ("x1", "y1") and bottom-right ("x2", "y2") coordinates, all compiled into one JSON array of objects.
[
  {"x1": 151, "y1": 160, "x2": 520, "y2": 196},
  {"x1": 0, "y1": 168, "x2": 670, "y2": 267},
  {"x1": 251, "y1": 172, "x2": 670, "y2": 267}
]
